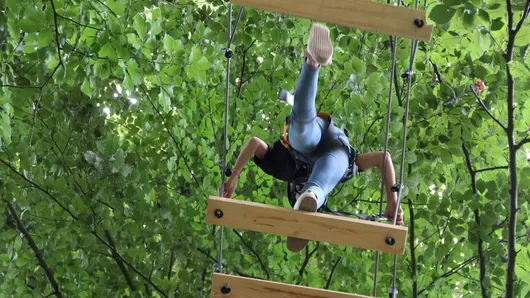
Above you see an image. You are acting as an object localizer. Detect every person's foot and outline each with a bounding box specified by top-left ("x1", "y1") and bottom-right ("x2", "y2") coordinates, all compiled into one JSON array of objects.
[
  {"x1": 307, "y1": 23, "x2": 333, "y2": 66},
  {"x1": 287, "y1": 190, "x2": 318, "y2": 252}
]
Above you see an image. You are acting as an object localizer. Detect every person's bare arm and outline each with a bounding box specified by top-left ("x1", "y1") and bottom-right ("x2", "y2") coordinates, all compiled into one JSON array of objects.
[
  {"x1": 231, "y1": 137, "x2": 268, "y2": 176},
  {"x1": 355, "y1": 152, "x2": 397, "y2": 203},
  {"x1": 355, "y1": 152, "x2": 404, "y2": 225},
  {"x1": 221, "y1": 137, "x2": 268, "y2": 198}
]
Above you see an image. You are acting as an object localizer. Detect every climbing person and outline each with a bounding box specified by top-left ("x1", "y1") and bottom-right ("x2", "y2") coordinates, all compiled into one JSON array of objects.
[{"x1": 220, "y1": 23, "x2": 404, "y2": 252}]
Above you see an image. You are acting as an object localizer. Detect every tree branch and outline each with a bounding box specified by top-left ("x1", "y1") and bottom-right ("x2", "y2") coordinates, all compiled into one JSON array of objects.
[
  {"x1": 506, "y1": 0, "x2": 521, "y2": 295},
  {"x1": 92, "y1": 232, "x2": 168, "y2": 297},
  {"x1": 167, "y1": 248, "x2": 175, "y2": 280},
  {"x1": 4, "y1": 200, "x2": 64, "y2": 298},
  {"x1": 232, "y1": 230, "x2": 270, "y2": 279},
  {"x1": 513, "y1": 0, "x2": 530, "y2": 35},
  {"x1": 56, "y1": 14, "x2": 102, "y2": 31},
  {"x1": 324, "y1": 256, "x2": 342, "y2": 289},
  {"x1": 0, "y1": 84, "x2": 40, "y2": 89},
  {"x1": 475, "y1": 165, "x2": 509, "y2": 173},
  {"x1": 0, "y1": 157, "x2": 78, "y2": 220},
  {"x1": 318, "y1": 81, "x2": 339, "y2": 112},
  {"x1": 418, "y1": 256, "x2": 478, "y2": 295},
  {"x1": 139, "y1": 85, "x2": 200, "y2": 187},
  {"x1": 461, "y1": 142, "x2": 489, "y2": 298},
  {"x1": 298, "y1": 243, "x2": 319, "y2": 280},
  {"x1": 104, "y1": 230, "x2": 136, "y2": 291},
  {"x1": 516, "y1": 138, "x2": 530, "y2": 150},
  {"x1": 470, "y1": 86, "x2": 506, "y2": 132},
  {"x1": 49, "y1": 0, "x2": 64, "y2": 67}
]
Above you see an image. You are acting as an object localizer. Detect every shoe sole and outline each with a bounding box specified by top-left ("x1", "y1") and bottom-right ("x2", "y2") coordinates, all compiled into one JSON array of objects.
[
  {"x1": 287, "y1": 195, "x2": 317, "y2": 252},
  {"x1": 308, "y1": 24, "x2": 333, "y2": 65}
]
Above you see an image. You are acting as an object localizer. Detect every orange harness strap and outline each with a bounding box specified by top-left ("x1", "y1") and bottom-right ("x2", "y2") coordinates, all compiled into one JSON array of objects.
[{"x1": 281, "y1": 112, "x2": 331, "y2": 149}]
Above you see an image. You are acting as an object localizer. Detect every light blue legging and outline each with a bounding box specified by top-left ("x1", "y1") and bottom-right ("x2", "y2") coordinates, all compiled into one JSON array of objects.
[{"x1": 288, "y1": 59, "x2": 350, "y2": 208}]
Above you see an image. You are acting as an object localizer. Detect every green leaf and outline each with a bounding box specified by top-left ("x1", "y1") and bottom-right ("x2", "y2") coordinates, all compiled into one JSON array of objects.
[
  {"x1": 0, "y1": 112, "x2": 12, "y2": 145},
  {"x1": 0, "y1": 90, "x2": 11, "y2": 105},
  {"x1": 351, "y1": 56, "x2": 366, "y2": 74},
  {"x1": 84, "y1": 151, "x2": 98, "y2": 164},
  {"x1": 17, "y1": 19, "x2": 40, "y2": 33},
  {"x1": 106, "y1": 0, "x2": 126, "y2": 15},
  {"x1": 98, "y1": 44, "x2": 118, "y2": 62},
  {"x1": 462, "y1": 11, "x2": 476, "y2": 29},
  {"x1": 26, "y1": 6, "x2": 45, "y2": 23},
  {"x1": 81, "y1": 78, "x2": 94, "y2": 97},
  {"x1": 126, "y1": 59, "x2": 143, "y2": 85},
  {"x1": 133, "y1": 14, "x2": 147, "y2": 39},
  {"x1": 163, "y1": 34, "x2": 175, "y2": 53},
  {"x1": 194, "y1": 56, "x2": 211, "y2": 71},
  {"x1": 6, "y1": 0, "x2": 17, "y2": 11},
  {"x1": 158, "y1": 90, "x2": 171, "y2": 113},
  {"x1": 429, "y1": 5, "x2": 456, "y2": 24},
  {"x1": 94, "y1": 60, "x2": 110, "y2": 80},
  {"x1": 469, "y1": 31, "x2": 490, "y2": 60},
  {"x1": 478, "y1": 9, "x2": 490, "y2": 23},
  {"x1": 491, "y1": 18, "x2": 504, "y2": 31},
  {"x1": 37, "y1": 28, "x2": 53, "y2": 48},
  {"x1": 14, "y1": 236, "x2": 22, "y2": 249},
  {"x1": 188, "y1": 47, "x2": 202, "y2": 64},
  {"x1": 509, "y1": 61, "x2": 530, "y2": 79}
]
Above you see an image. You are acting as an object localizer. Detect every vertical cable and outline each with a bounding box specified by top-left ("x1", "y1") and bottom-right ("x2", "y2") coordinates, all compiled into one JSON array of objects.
[
  {"x1": 216, "y1": 3, "x2": 234, "y2": 274},
  {"x1": 372, "y1": 35, "x2": 398, "y2": 297},
  {"x1": 389, "y1": 37, "x2": 419, "y2": 298}
]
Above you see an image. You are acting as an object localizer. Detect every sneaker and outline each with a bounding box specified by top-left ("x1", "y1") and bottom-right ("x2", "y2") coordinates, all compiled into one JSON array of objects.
[
  {"x1": 287, "y1": 190, "x2": 318, "y2": 252},
  {"x1": 307, "y1": 23, "x2": 333, "y2": 66}
]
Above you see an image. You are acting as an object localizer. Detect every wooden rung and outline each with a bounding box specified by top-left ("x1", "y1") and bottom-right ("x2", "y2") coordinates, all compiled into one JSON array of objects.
[
  {"x1": 211, "y1": 273, "x2": 373, "y2": 298},
  {"x1": 206, "y1": 196, "x2": 408, "y2": 254},
  {"x1": 230, "y1": 0, "x2": 433, "y2": 41}
]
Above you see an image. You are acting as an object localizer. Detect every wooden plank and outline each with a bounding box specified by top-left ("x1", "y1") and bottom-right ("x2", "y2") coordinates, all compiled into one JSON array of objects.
[
  {"x1": 230, "y1": 0, "x2": 433, "y2": 41},
  {"x1": 211, "y1": 273, "x2": 373, "y2": 298},
  {"x1": 206, "y1": 196, "x2": 408, "y2": 254}
]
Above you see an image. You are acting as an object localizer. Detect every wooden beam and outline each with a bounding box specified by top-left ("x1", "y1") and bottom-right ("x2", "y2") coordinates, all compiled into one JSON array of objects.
[
  {"x1": 211, "y1": 273, "x2": 373, "y2": 298},
  {"x1": 230, "y1": 0, "x2": 433, "y2": 41},
  {"x1": 206, "y1": 196, "x2": 408, "y2": 254}
]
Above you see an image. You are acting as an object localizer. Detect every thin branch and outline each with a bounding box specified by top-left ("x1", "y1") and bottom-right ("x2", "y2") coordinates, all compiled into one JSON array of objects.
[
  {"x1": 49, "y1": 0, "x2": 63, "y2": 66},
  {"x1": 516, "y1": 138, "x2": 530, "y2": 150},
  {"x1": 418, "y1": 256, "x2": 478, "y2": 295},
  {"x1": 489, "y1": 216, "x2": 508, "y2": 236},
  {"x1": 92, "y1": 232, "x2": 168, "y2": 297},
  {"x1": 0, "y1": 84, "x2": 40, "y2": 89},
  {"x1": 104, "y1": 230, "x2": 136, "y2": 291},
  {"x1": 470, "y1": 86, "x2": 507, "y2": 131},
  {"x1": 513, "y1": 0, "x2": 530, "y2": 35},
  {"x1": 4, "y1": 200, "x2": 64, "y2": 298},
  {"x1": 360, "y1": 117, "x2": 383, "y2": 146},
  {"x1": 29, "y1": 64, "x2": 61, "y2": 145},
  {"x1": 232, "y1": 230, "x2": 270, "y2": 279},
  {"x1": 298, "y1": 243, "x2": 319, "y2": 279},
  {"x1": 167, "y1": 248, "x2": 175, "y2": 280},
  {"x1": 324, "y1": 256, "x2": 342, "y2": 289},
  {"x1": 56, "y1": 14, "x2": 102, "y2": 31},
  {"x1": 461, "y1": 142, "x2": 489, "y2": 298},
  {"x1": 95, "y1": 0, "x2": 118, "y2": 16},
  {"x1": 475, "y1": 165, "x2": 509, "y2": 173},
  {"x1": 318, "y1": 81, "x2": 339, "y2": 112},
  {"x1": 0, "y1": 157, "x2": 78, "y2": 220},
  {"x1": 139, "y1": 85, "x2": 201, "y2": 187},
  {"x1": 431, "y1": 61, "x2": 443, "y2": 83}
]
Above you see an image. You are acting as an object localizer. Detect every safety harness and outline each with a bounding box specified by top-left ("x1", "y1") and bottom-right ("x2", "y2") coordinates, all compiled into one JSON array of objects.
[{"x1": 281, "y1": 112, "x2": 360, "y2": 212}]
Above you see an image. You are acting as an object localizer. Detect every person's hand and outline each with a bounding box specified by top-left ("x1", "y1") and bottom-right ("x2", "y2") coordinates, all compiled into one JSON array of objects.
[
  {"x1": 384, "y1": 202, "x2": 404, "y2": 226},
  {"x1": 220, "y1": 176, "x2": 238, "y2": 198}
]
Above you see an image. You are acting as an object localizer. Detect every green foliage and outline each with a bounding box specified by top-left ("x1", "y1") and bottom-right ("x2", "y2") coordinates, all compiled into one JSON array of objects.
[{"x1": 0, "y1": 0, "x2": 529, "y2": 297}]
